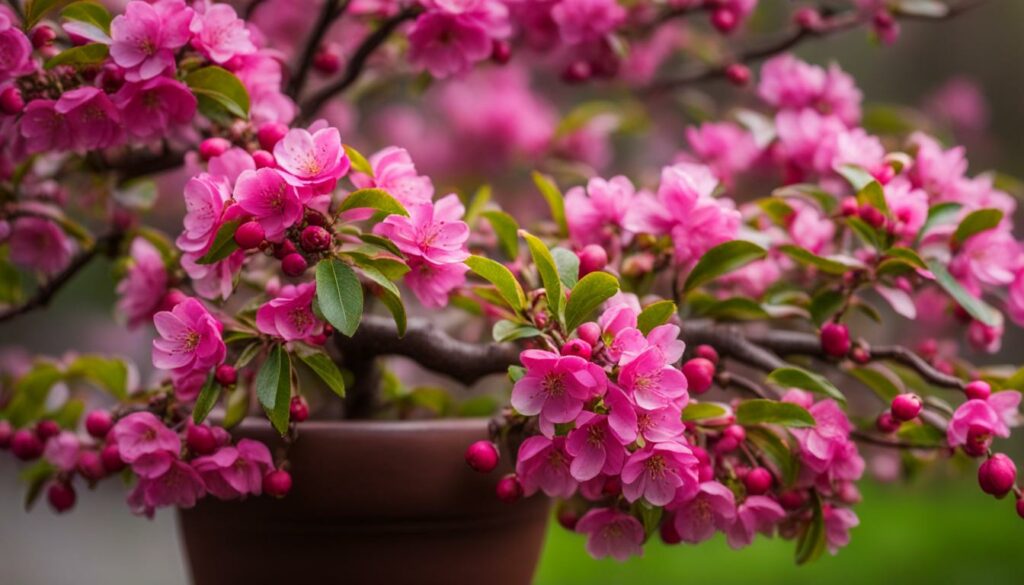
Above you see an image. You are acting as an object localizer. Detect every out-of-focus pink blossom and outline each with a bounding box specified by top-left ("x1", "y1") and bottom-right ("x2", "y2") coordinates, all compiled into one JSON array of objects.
[
  {"x1": 550, "y1": 0, "x2": 625, "y2": 45},
  {"x1": 8, "y1": 216, "x2": 73, "y2": 276},
  {"x1": 725, "y1": 495, "x2": 785, "y2": 549},
  {"x1": 117, "y1": 238, "x2": 168, "y2": 328},
  {"x1": 114, "y1": 77, "x2": 198, "y2": 139},
  {"x1": 565, "y1": 175, "x2": 635, "y2": 247},
  {"x1": 575, "y1": 507, "x2": 644, "y2": 561},
  {"x1": 670, "y1": 480, "x2": 737, "y2": 544}
]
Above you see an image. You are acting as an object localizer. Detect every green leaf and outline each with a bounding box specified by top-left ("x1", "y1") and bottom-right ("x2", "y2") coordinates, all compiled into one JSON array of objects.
[
  {"x1": 458, "y1": 395, "x2": 499, "y2": 417},
  {"x1": 927, "y1": 260, "x2": 1001, "y2": 327},
  {"x1": 255, "y1": 345, "x2": 291, "y2": 435},
  {"x1": 771, "y1": 184, "x2": 837, "y2": 214},
  {"x1": 897, "y1": 421, "x2": 946, "y2": 447},
  {"x1": 746, "y1": 427, "x2": 799, "y2": 487},
  {"x1": 508, "y1": 365, "x2": 526, "y2": 383},
  {"x1": 195, "y1": 219, "x2": 241, "y2": 265},
  {"x1": 44, "y1": 43, "x2": 109, "y2": 69},
  {"x1": 0, "y1": 253, "x2": 22, "y2": 304},
  {"x1": 482, "y1": 210, "x2": 520, "y2": 259},
  {"x1": 337, "y1": 188, "x2": 409, "y2": 217},
  {"x1": 637, "y1": 502, "x2": 663, "y2": 539},
  {"x1": 848, "y1": 366, "x2": 903, "y2": 402},
  {"x1": 845, "y1": 216, "x2": 884, "y2": 250},
  {"x1": 736, "y1": 399, "x2": 816, "y2": 428},
  {"x1": 185, "y1": 66, "x2": 251, "y2": 120},
  {"x1": 3, "y1": 363, "x2": 64, "y2": 427},
  {"x1": 315, "y1": 259, "x2": 364, "y2": 336},
  {"x1": 532, "y1": 172, "x2": 568, "y2": 237},
  {"x1": 296, "y1": 350, "x2": 346, "y2": 398},
  {"x1": 795, "y1": 492, "x2": 827, "y2": 565},
  {"x1": 465, "y1": 256, "x2": 526, "y2": 311},
  {"x1": 916, "y1": 202, "x2": 962, "y2": 242},
  {"x1": 1002, "y1": 366, "x2": 1024, "y2": 392},
  {"x1": 683, "y1": 241, "x2": 767, "y2": 293},
  {"x1": 344, "y1": 144, "x2": 373, "y2": 176},
  {"x1": 778, "y1": 245, "x2": 862, "y2": 275},
  {"x1": 952, "y1": 208, "x2": 1003, "y2": 248},
  {"x1": 65, "y1": 355, "x2": 129, "y2": 398},
  {"x1": 883, "y1": 246, "x2": 928, "y2": 270},
  {"x1": 464, "y1": 184, "x2": 491, "y2": 226},
  {"x1": 896, "y1": 0, "x2": 950, "y2": 18},
  {"x1": 222, "y1": 387, "x2": 250, "y2": 430},
  {"x1": 551, "y1": 247, "x2": 580, "y2": 289},
  {"x1": 755, "y1": 197, "x2": 795, "y2": 226},
  {"x1": 409, "y1": 386, "x2": 454, "y2": 416},
  {"x1": 61, "y1": 1, "x2": 112, "y2": 33},
  {"x1": 681, "y1": 402, "x2": 728, "y2": 422},
  {"x1": 492, "y1": 320, "x2": 542, "y2": 342},
  {"x1": 21, "y1": 461, "x2": 56, "y2": 511},
  {"x1": 693, "y1": 296, "x2": 771, "y2": 321},
  {"x1": 522, "y1": 231, "x2": 564, "y2": 323},
  {"x1": 637, "y1": 300, "x2": 676, "y2": 335},
  {"x1": 767, "y1": 366, "x2": 846, "y2": 404},
  {"x1": 24, "y1": 0, "x2": 62, "y2": 29},
  {"x1": 809, "y1": 289, "x2": 844, "y2": 327},
  {"x1": 46, "y1": 399, "x2": 85, "y2": 429},
  {"x1": 856, "y1": 180, "x2": 889, "y2": 217},
  {"x1": 192, "y1": 374, "x2": 221, "y2": 425},
  {"x1": 564, "y1": 271, "x2": 620, "y2": 332},
  {"x1": 234, "y1": 341, "x2": 263, "y2": 369},
  {"x1": 357, "y1": 263, "x2": 407, "y2": 336}
]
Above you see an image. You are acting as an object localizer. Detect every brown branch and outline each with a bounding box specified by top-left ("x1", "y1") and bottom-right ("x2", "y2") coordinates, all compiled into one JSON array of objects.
[
  {"x1": 851, "y1": 430, "x2": 947, "y2": 450},
  {"x1": 682, "y1": 320, "x2": 785, "y2": 372},
  {"x1": 716, "y1": 371, "x2": 771, "y2": 399},
  {"x1": 287, "y1": 0, "x2": 352, "y2": 99},
  {"x1": 869, "y1": 345, "x2": 965, "y2": 390}
]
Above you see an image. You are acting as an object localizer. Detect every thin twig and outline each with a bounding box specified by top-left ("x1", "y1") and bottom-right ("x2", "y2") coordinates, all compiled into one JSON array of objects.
[
  {"x1": 287, "y1": 0, "x2": 352, "y2": 99},
  {"x1": 851, "y1": 430, "x2": 947, "y2": 450},
  {"x1": 716, "y1": 371, "x2": 771, "y2": 399}
]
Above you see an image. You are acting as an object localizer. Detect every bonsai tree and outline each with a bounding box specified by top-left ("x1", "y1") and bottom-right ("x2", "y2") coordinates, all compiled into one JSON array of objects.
[{"x1": 0, "y1": 0, "x2": 1019, "y2": 566}]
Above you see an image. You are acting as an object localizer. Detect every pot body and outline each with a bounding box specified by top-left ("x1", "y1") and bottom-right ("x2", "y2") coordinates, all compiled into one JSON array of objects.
[{"x1": 179, "y1": 418, "x2": 549, "y2": 585}]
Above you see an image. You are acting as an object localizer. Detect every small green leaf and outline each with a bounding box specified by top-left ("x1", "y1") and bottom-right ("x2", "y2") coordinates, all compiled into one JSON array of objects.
[
  {"x1": 65, "y1": 355, "x2": 129, "y2": 399},
  {"x1": 21, "y1": 461, "x2": 56, "y2": 511},
  {"x1": 637, "y1": 300, "x2": 677, "y2": 335},
  {"x1": 409, "y1": 386, "x2": 454, "y2": 416},
  {"x1": 532, "y1": 172, "x2": 568, "y2": 237},
  {"x1": 767, "y1": 367, "x2": 846, "y2": 404},
  {"x1": 343, "y1": 145, "x2": 373, "y2": 176},
  {"x1": 3, "y1": 363, "x2": 64, "y2": 427},
  {"x1": 192, "y1": 374, "x2": 221, "y2": 425},
  {"x1": 565, "y1": 271, "x2": 620, "y2": 332},
  {"x1": 952, "y1": 208, "x2": 1003, "y2": 248},
  {"x1": 736, "y1": 399, "x2": 816, "y2": 428},
  {"x1": 296, "y1": 350, "x2": 346, "y2": 398},
  {"x1": 482, "y1": 210, "x2": 520, "y2": 259},
  {"x1": 357, "y1": 263, "x2": 407, "y2": 336},
  {"x1": 255, "y1": 345, "x2": 291, "y2": 435},
  {"x1": 24, "y1": 0, "x2": 62, "y2": 30},
  {"x1": 916, "y1": 202, "x2": 962, "y2": 242},
  {"x1": 681, "y1": 402, "x2": 728, "y2": 422},
  {"x1": 44, "y1": 43, "x2": 109, "y2": 69},
  {"x1": 492, "y1": 320, "x2": 542, "y2": 342},
  {"x1": 337, "y1": 188, "x2": 409, "y2": 217},
  {"x1": 809, "y1": 289, "x2": 844, "y2": 327},
  {"x1": 693, "y1": 296, "x2": 771, "y2": 321},
  {"x1": 883, "y1": 246, "x2": 928, "y2": 269},
  {"x1": 683, "y1": 241, "x2": 767, "y2": 293},
  {"x1": 927, "y1": 260, "x2": 1001, "y2": 327},
  {"x1": 464, "y1": 184, "x2": 491, "y2": 225},
  {"x1": 185, "y1": 66, "x2": 251, "y2": 120},
  {"x1": 795, "y1": 492, "x2": 827, "y2": 565},
  {"x1": 856, "y1": 180, "x2": 890, "y2": 217},
  {"x1": 772, "y1": 184, "x2": 837, "y2": 214},
  {"x1": 522, "y1": 231, "x2": 564, "y2": 323},
  {"x1": 315, "y1": 259, "x2": 364, "y2": 336},
  {"x1": 465, "y1": 256, "x2": 526, "y2": 311},
  {"x1": 551, "y1": 247, "x2": 579, "y2": 289},
  {"x1": 61, "y1": 1, "x2": 113, "y2": 33},
  {"x1": 746, "y1": 427, "x2": 799, "y2": 487},
  {"x1": 195, "y1": 219, "x2": 241, "y2": 265},
  {"x1": 848, "y1": 366, "x2": 903, "y2": 402},
  {"x1": 897, "y1": 421, "x2": 946, "y2": 447},
  {"x1": 845, "y1": 216, "x2": 884, "y2": 250},
  {"x1": 222, "y1": 387, "x2": 250, "y2": 429},
  {"x1": 234, "y1": 341, "x2": 263, "y2": 369},
  {"x1": 778, "y1": 245, "x2": 862, "y2": 275}
]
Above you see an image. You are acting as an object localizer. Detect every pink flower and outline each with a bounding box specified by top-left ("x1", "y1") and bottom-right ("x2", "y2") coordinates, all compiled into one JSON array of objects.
[
  {"x1": 374, "y1": 194, "x2": 470, "y2": 265},
  {"x1": 350, "y1": 146, "x2": 434, "y2": 207},
  {"x1": 947, "y1": 391, "x2": 1021, "y2": 448},
  {"x1": 787, "y1": 201, "x2": 834, "y2": 254},
  {"x1": 789, "y1": 399, "x2": 853, "y2": 474},
  {"x1": 575, "y1": 508, "x2": 644, "y2": 561},
  {"x1": 8, "y1": 217, "x2": 73, "y2": 276},
  {"x1": 114, "y1": 77, "x2": 198, "y2": 139},
  {"x1": 758, "y1": 55, "x2": 861, "y2": 126},
  {"x1": 234, "y1": 168, "x2": 304, "y2": 241},
  {"x1": 407, "y1": 0, "x2": 510, "y2": 78},
  {"x1": 565, "y1": 412, "x2": 625, "y2": 481},
  {"x1": 403, "y1": 257, "x2": 468, "y2": 308},
  {"x1": 617, "y1": 347, "x2": 688, "y2": 410},
  {"x1": 256, "y1": 283, "x2": 324, "y2": 342},
  {"x1": 110, "y1": 412, "x2": 181, "y2": 464},
  {"x1": 725, "y1": 495, "x2": 785, "y2": 549},
  {"x1": 208, "y1": 148, "x2": 256, "y2": 185},
  {"x1": 773, "y1": 109, "x2": 847, "y2": 177},
  {"x1": 20, "y1": 100, "x2": 74, "y2": 153},
  {"x1": 191, "y1": 439, "x2": 274, "y2": 500},
  {"x1": 670, "y1": 481, "x2": 737, "y2": 544},
  {"x1": 177, "y1": 174, "x2": 232, "y2": 253},
  {"x1": 550, "y1": 0, "x2": 626, "y2": 45},
  {"x1": 181, "y1": 249, "x2": 245, "y2": 301},
  {"x1": 151, "y1": 298, "x2": 226, "y2": 375},
  {"x1": 823, "y1": 505, "x2": 859, "y2": 554},
  {"x1": 684, "y1": 122, "x2": 760, "y2": 186},
  {"x1": 884, "y1": 178, "x2": 929, "y2": 242},
  {"x1": 511, "y1": 349, "x2": 606, "y2": 434},
  {"x1": 43, "y1": 432, "x2": 80, "y2": 472},
  {"x1": 908, "y1": 132, "x2": 967, "y2": 197},
  {"x1": 607, "y1": 323, "x2": 684, "y2": 366},
  {"x1": 950, "y1": 229, "x2": 1021, "y2": 288},
  {"x1": 117, "y1": 238, "x2": 169, "y2": 328},
  {"x1": 515, "y1": 435, "x2": 577, "y2": 498},
  {"x1": 189, "y1": 3, "x2": 255, "y2": 64},
  {"x1": 606, "y1": 385, "x2": 685, "y2": 445},
  {"x1": 925, "y1": 77, "x2": 989, "y2": 133},
  {"x1": 0, "y1": 17, "x2": 35, "y2": 82},
  {"x1": 1008, "y1": 270, "x2": 1024, "y2": 327},
  {"x1": 967, "y1": 319, "x2": 1003, "y2": 354},
  {"x1": 55, "y1": 87, "x2": 123, "y2": 150},
  {"x1": 110, "y1": 0, "x2": 194, "y2": 81},
  {"x1": 621, "y1": 441, "x2": 699, "y2": 506},
  {"x1": 564, "y1": 175, "x2": 635, "y2": 248},
  {"x1": 273, "y1": 125, "x2": 349, "y2": 188},
  {"x1": 128, "y1": 458, "x2": 206, "y2": 515}
]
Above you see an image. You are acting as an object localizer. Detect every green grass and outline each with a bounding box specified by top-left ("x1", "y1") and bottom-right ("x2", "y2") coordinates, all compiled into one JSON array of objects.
[{"x1": 534, "y1": 478, "x2": 1021, "y2": 585}]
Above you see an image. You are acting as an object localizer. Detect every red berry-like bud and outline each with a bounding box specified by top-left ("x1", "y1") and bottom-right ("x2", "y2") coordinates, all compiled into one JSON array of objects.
[
  {"x1": 0, "y1": 420, "x2": 12, "y2": 449},
  {"x1": 274, "y1": 239, "x2": 297, "y2": 259},
  {"x1": 263, "y1": 469, "x2": 293, "y2": 497},
  {"x1": 873, "y1": 10, "x2": 896, "y2": 30},
  {"x1": 313, "y1": 43, "x2": 341, "y2": 74},
  {"x1": 199, "y1": 137, "x2": 231, "y2": 161},
  {"x1": 820, "y1": 323, "x2": 851, "y2": 357},
  {"x1": 300, "y1": 225, "x2": 332, "y2": 253},
  {"x1": 850, "y1": 346, "x2": 871, "y2": 364},
  {"x1": 890, "y1": 393, "x2": 923, "y2": 422},
  {"x1": 660, "y1": 514, "x2": 682, "y2": 544},
  {"x1": 577, "y1": 244, "x2": 608, "y2": 277},
  {"x1": 560, "y1": 339, "x2": 592, "y2": 360},
  {"x1": 917, "y1": 338, "x2": 938, "y2": 359},
  {"x1": 839, "y1": 197, "x2": 859, "y2": 217},
  {"x1": 556, "y1": 504, "x2": 579, "y2": 530},
  {"x1": 11, "y1": 430, "x2": 44, "y2": 460},
  {"x1": 308, "y1": 333, "x2": 328, "y2": 346},
  {"x1": 77, "y1": 451, "x2": 106, "y2": 481},
  {"x1": 859, "y1": 204, "x2": 886, "y2": 228},
  {"x1": 876, "y1": 411, "x2": 900, "y2": 433},
  {"x1": 257, "y1": 122, "x2": 289, "y2": 151},
  {"x1": 101, "y1": 443, "x2": 126, "y2": 473},
  {"x1": 602, "y1": 476, "x2": 621, "y2": 496},
  {"x1": 281, "y1": 253, "x2": 308, "y2": 277},
  {"x1": 35, "y1": 420, "x2": 60, "y2": 442},
  {"x1": 577, "y1": 322, "x2": 601, "y2": 348},
  {"x1": 47, "y1": 482, "x2": 76, "y2": 513},
  {"x1": 794, "y1": 7, "x2": 822, "y2": 30},
  {"x1": 0, "y1": 86, "x2": 24, "y2": 115},
  {"x1": 978, "y1": 454, "x2": 1017, "y2": 498},
  {"x1": 694, "y1": 345, "x2": 719, "y2": 365},
  {"x1": 85, "y1": 410, "x2": 114, "y2": 439},
  {"x1": 159, "y1": 288, "x2": 188, "y2": 312},
  {"x1": 724, "y1": 424, "x2": 746, "y2": 443},
  {"x1": 965, "y1": 380, "x2": 992, "y2": 401},
  {"x1": 1017, "y1": 496, "x2": 1024, "y2": 520},
  {"x1": 465, "y1": 440, "x2": 499, "y2": 473},
  {"x1": 724, "y1": 63, "x2": 750, "y2": 86},
  {"x1": 234, "y1": 221, "x2": 265, "y2": 250},
  {"x1": 491, "y1": 39, "x2": 511, "y2": 65},
  {"x1": 779, "y1": 489, "x2": 808, "y2": 510},
  {"x1": 744, "y1": 467, "x2": 773, "y2": 495},
  {"x1": 710, "y1": 8, "x2": 738, "y2": 33},
  {"x1": 682, "y1": 358, "x2": 715, "y2": 395},
  {"x1": 290, "y1": 395, "x2": 310, "y2": 422},
  {"x1": 563, "y1": 60, "x2": 592, "y2": 84},
  {"x1": 252, "y1": 149, "x2": 276, "y2": 169},
  {"x1": 31, "y1": 25, "x2": 57, "y2": 48},
  {"x1": 215, "y1": 364, "x2": 238, "y2": 386},
  {"x1": 187, "y1": 425, "x2": 218, "y2": 456},
  {"x1": 495, "y1": 474, "x2": 523, "y2": 503}
]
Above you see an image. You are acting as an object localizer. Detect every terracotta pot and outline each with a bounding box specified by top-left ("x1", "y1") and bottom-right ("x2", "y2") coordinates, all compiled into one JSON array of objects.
[{"x1": 178, "y1": 418, "x2": 550, "y2": 585}]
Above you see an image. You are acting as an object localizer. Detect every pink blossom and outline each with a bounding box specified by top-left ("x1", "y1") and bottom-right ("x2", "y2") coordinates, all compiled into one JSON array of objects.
[
  {"x1": 908, "y1": 132, "x2": 968, "y2": 197},
  {"x1": 273, "y1": 125, "x2": 349, "y2": 188},
  {"x1": 0, "y1": 17, "x2": 34, "y2": 81},
  {"x1": 575, "y1": 508, "x2": 644, "y2": 561},
  {"x1": 208, "y1": 148, "x2": 256, "y2": 185},
  {"x1": 177, "y1": 174, "x2": 231, "y2": 253},
  {"x1": 256, "y1": 283, "x2": 324, "y2": 342},
  {"x1": 8, "y1": 217, "x2": 73, "y2": 276},
  {"x1": 670, "y1": 481, "x2": 737, "y2": 544},
  {"x1": 823, "y1": 505, "x2": 860, "y2": 554},
  {"x1": 117, "y1": 238, "x2": 169, "y2": 328},
  {"x1": 374, "y1": 194, "x2": 470, "y2": 265},
  {"x1": 685, "y1": 122, "x2": 760, "y2": 186},
  {"x1": 884, "y1": 178, "x2": 929, "y2": 242},
  {"x1": 189, "y1": 3, "x2": 255, "y2": 64},
  {"x1": 515, "y1": 435, "x2": 577, "y2": 498},
  {"x1": 43, "y1": 432, "x2": 80, "y2": 472},
  {"x1": 758, "y1": 55, "x2": 861, "y2": 125},
  {"x1": 404, "y1": 257, "x2": 468, "y2": 308},
  {"x1": 512, "y1": 349, "x2": 606, "y2": 433},
  {"x1": 607, "y1": 385, "x2": 685, "y2": 445},
  {"x1": 114, "y1": 77, "x2": 198, "y2": 139},
  {"x1": 564, "y1": 175, "x2": 635, "y2": 247},
  {"x1": 947, "y1": 391, "x2": 1021, "y2": 447},
  {"x1": 773, "y1": 109, "x2": 847, "y2": 177},
  {"x1": 151, "y1": 298, "x2": 226, "y2": 375},
  {"x1": 608, "y1": 323, "x2": 684, "y2": 366},
  {"x1": 787, "y1": 201, "x2": 835, "y2": 254},
  {"x1": 598, "y1": 299, "x2": 639, "y2": 339},
  {"x1": 617, "y1": 347, "x2": 688, "y2": 410},
  {"x1": 127, "y1": 457, "x2": 206, "y2": 515},
  {"x1": 725, "y1": 495, "x2": 785, "y2": 549},
  {"x1": 191, "y1": 439, "x2": 274, "y2": 500},
  {"x1": 234, "y1": 168, "x2": 304, "y2": 241},
  {"x1": 789, "y1": 399, "x2": 852, "y2": 474},
  {"x1": 110, "y1": 412, "x2": 181, "y2": 464},
  {"x1": 55, "y1": 87, "x2": 123, "y2": 150},
  {"x1": 110, "y1": 0, "x2": 194, "y2": 81},
  {"x1": 408, "y1": 0, "x2": 510, "y2": 78},
  {"x1": 350, "y1": 146, "x2": 434, "y2": 207},
  {"x1": 621, "y1": 441, "x2": 699, "y2": 506},
  {"x1": 550, "y1": 0, "x2": 626, "y2": 45},
  {"x1": 925, "y1": 77, "x2": 989, "y2": 133},
  {"x1": 1008, "y1": 270, "x2": 1024, "y2": 327},
  {"x1": 19, "y1": 100, "x2": 74, "y2": 153},
  {"x1": 181, "y1": 249, "x2": 245, "y2": 301},
  {"x1": 950, "y1": 229, "x2": 1021, "y2": 288},
  {"x1": 565, "y1": 412, "x2": 625, "y2": 481},
  {"x1": 967, "y1": 319, "x2": 1003, "y2": 354}
]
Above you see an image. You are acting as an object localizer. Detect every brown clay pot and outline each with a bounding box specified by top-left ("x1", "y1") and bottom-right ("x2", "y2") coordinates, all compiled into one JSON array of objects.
[{"x1": 178, "y1": 418, "x2": 550, "y2": 585}]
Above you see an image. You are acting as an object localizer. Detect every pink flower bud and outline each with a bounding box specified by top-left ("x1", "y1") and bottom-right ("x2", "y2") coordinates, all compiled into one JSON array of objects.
[
  {"x1": 577, "y1": 244, "x2": 608, "y2": 277},
  {"x1": 85, "y1": 410, "x2": 114, "y2": 439},
  {"x1": 682, "y1": 358, "x2": 715, "y2": 394},
  {"x1": 724, "y1": 424, "x2": 746, "y2": 443},
  {"x1": 694, "y1": 344, "x2": 719, "y2": 364},
  {"x1": 159, "y1": 289, "x2": 188, "y2": 312},
  {"x1": 252, "y1": 149, "x2": 276, "y2": 169},
  {"x1": 491, "y1": 40, "x2": 511, "y2": 65},
  {"x1": 0, "y1": 86, "x2": 24, "y2": 115},
  {"x1": 724, "y1": 63, "x2": 750, "y2": 86},
  {"x1": 11, "y1": 430, "x2": 44, "y2": 461},
  {"x1": 290, "y1": 396, "x2": 309, "y2": 422},
  {"x1": 779, "y1": 489, "x2": 808, "y2": 510},
  {"x1": 263, "y1": 469, "x2": 293, "y2": 498},
  {"x1": 313, "y1": 43, "x2": 342, "y2": 75},
  {"x1": 577, "y1": 322, "x2": 601, "y2": 347},
  {"x1": 1016, "y1": 497, "x2": 1024, "y2": 520},
  {"x1": 299, "y1": 225, "x2": 332, "y2": 253},
  {"x1": 563, "y1": 61, "x2": 592, "y2": 84},
  {"x1": 794, "y1": 7, "x2": 822, "y2": 30},
  {"x1": 917, "y1": 338, "x2": 938, "y2": 359},
  {"x1": 77, "y1": 451, "x2": 106, "y2": 481},
  {"x1": 850, "y1": 346, "x2": 870, "y2": 364},
  {"x1": 187, "y1": 425, "x2": 217, "y2": 456},
  {"x1": 710, "y1": 8, "x2": 738, "y2": 34},
  {"x1": 101, "y1": 443, "x2": 126, "y2": 473},
  {"x1": 858, "y1": 204, "x2": 886, "y2": 228},
  {"x1": 47, "y1": 482, "x2": 76, "y2": 513},
  {"x1": 0, "y1": 420, "x2": 12, "y2": 449},
  {"x1": 876, "y1": 411, "x2": 900, "y2": 433},
  {"x1": 257, "y1": 122, "x2": 289, "y2": 151},
  {"x1": 234, "y1": 221, "x2": 265, "y2": 250},
  {"x1": 660, "y1": 514, "x2": 683, "y2": 544},
  {"x1": 556, "y1": 504, "x2": 579, "y2": 530},
  {"x1": 839, "y1": 197, "x2": 859, "y2": 217},
  {"x1": 495, "y1": 474, "x2": 522, "y2": 503},
  {"x1": 281, "y1": 253, "x2": 308, "y2": 277},
  {"x1": 744, "y1": 467, "x2": 773, "y2": 495},
  {"x1": 820, "y1": 323, "x2": 851, "y2": 357},
  {"x1": 965, "y1": 380, "x2": 992, "y2": 401},
  {"x1": 199, "y1": 137, "x2": 231, "y2": 161},
  {"x1": 465, "y1": 440, "x2": 499, "y2": 473},
  {"x1": 31, "y1": 25, "x2": 56, "y2": 48},
  {"x1": 890, "y1": 393, "x2": 923, "y2": 422},
  {"x1": 560, "y1": 339, "x2": 592, "y2": 360},
  {"x1": 215, "y1": 364, "x2": 238, "y2": 386},
  {"x1": 274, "y1": 239, "x2": 297, "y2": 259},
  {"x1": 35, "y1": 420, "x2": 60, "y2": 442},
  {"x1": 978, "y1": 454, "x2": 1017, "y2": 498}
]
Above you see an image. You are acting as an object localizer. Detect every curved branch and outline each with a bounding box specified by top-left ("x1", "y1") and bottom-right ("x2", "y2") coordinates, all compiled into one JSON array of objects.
[
  {"x1": 682, "y1": 320, "x2": 785, "y2": 372},
  {"x1": 851, "y1": 430, "x2": 946, "y2": 450},
  {"x1": 287, "y1": 0, "x2": 351, "y2": 99}
]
